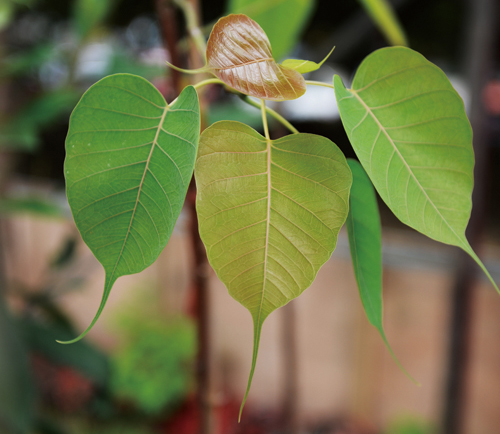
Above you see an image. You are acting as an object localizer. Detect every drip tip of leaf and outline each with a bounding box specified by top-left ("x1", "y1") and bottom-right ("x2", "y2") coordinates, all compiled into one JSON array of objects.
[
  {"x1": 238, "y1": 318, "x2": 264, "y2": 422},
  {"x1": 165, "y1": 60, "x2": 209, "y2": 75},
  {"x1": 318, "y1": 45, "x2": 336, "y2": 68},
  {"x1": 379, "y1": 328, "x2": 420, "y2": 386},
  {"x1": 56, "y1": 274, "x2": 115, "y2": 345}
]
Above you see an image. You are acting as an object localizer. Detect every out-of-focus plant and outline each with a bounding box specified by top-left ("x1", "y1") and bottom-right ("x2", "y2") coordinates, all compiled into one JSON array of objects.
[
  {"x1": 384, "y1": 415, "x2": 436, "y2": 434},
  {"x1": 111, "y1": 304, "x2": 196, "y2": 416}
]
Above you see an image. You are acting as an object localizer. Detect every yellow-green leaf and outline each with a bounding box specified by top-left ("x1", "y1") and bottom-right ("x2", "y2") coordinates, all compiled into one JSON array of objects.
[{"x1": 195, "y1": 121, "x2": 352, "y2": 417}]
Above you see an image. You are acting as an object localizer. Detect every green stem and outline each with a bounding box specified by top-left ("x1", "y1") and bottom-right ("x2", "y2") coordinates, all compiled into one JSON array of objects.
[
  {"x1": 305, "y1": 80, "x2": 335, "y2": 90},
  {"x1": 260, "y1": 99, "x2": 270, "y2": 140},
  {"x1": 192, "y1": 78, "x2": 224, "y2": 90},
  {"x1": 241, "y1": 95, "x2": 299, "y2": 135},
  {"x1": 174, "y1": 0, "x2": 207, "y2": 62}
]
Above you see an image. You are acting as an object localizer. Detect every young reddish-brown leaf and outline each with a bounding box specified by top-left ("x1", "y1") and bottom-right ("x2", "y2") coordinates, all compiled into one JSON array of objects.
[{"x1": 206, "y1": 14, "x2": 306, "y2": 101}]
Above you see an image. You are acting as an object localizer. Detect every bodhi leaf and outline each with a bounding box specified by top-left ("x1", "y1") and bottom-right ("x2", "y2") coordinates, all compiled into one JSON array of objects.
[
  {"x1": 227, "y1": 0, "x2": 315, "y2": 61},
  {"x1": 63, "y1": 74, "x2": 200, "y2": 343},
  {"x1": 195, "y1": 121, "x2": 352, "y2": 418},
  {"x1": 206, "y1": 14, "x2": 306, "y2": 101},
  {"x1": 281, "y1": 46, "x2": 335, "y2": 74},
  {"x1": 346, "y1": 159, "x2": 417, "y2": 383},
  {"x1": 335, "y1": 46, "x2": 498, "y2": 292}
]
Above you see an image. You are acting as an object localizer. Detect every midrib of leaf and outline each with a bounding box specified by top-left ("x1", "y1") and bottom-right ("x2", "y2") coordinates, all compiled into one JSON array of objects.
[
  {"x1": 109, "y1": 103, "x2": 169, "y2": 284},
  {"x1": 350, "y1": 88, "x2": 499, "y2": 293},
  {"x1": 239, "y1": 131, "x2": 272, "y2": 422},
  {"x1": 350, "y1": 88, "x2": 469, "y2": 251},
  {"x1": 213, "y1": 58, "x2": 274, "y2": 70}
]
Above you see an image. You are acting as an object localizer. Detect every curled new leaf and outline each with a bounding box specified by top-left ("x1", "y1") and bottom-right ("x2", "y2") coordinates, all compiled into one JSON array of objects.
[{"x1": 206, "y1": 14, "x2": 306, "y2": 101}]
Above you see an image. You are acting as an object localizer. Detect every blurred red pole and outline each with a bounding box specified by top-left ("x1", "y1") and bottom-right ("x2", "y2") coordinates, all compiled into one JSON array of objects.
[
  {"x1": 442, "y1": 0, "x2": 498, "y2": 432},
  {"x1": 154, "y1": 2, "x2": 213, "y2": 434}
]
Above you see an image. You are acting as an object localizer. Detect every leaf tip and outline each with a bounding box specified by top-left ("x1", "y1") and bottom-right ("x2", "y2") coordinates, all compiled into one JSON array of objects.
[
  {"x1": 238, "y1": 316, "x2": 265, "y2": 422},
  {"x1": 379, "y1": 328, "x2": 420, "y2": 386}
]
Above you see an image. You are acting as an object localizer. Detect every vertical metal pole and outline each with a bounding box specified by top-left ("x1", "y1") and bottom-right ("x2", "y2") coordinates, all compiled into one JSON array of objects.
[{"x1": 442, "y1": 0, "x2": 497, "y2": 432}]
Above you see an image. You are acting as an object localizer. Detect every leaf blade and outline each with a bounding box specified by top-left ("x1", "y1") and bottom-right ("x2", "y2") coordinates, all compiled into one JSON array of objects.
[
  {"x1": 335, "y1": 47, "x2": 498, "y2": 292},
  {"x1": 64, "y1": 74, "x2": 200, "y2": 342},
  {"x1": 346, "y1": 159, "x2": 383, "y2": 329},
  {"x1": 195, "y1": 121, "x2": 352, "y2": 416},
  {"x1": 346, "y1": 159, "x2": 417, "y2": 383},
  {"x1": 281, "y1": 45, "x2": 335, "y2": 74},
  {"x1": 206, "y1": 14, "x2": 306, "y2": 101}
]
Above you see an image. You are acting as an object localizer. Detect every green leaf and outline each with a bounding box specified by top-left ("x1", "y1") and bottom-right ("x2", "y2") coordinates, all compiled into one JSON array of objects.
[
  {"x1": 281, "y1": 46, "x2": 335, "y2": 74},
  {"x1": 0, "y1": 3, "x2": 13, "y2": 32},
  {"x1": 346, "y1": 159, "x2": 416, "y2": 383},
  {"x1": 73, "y1": 0, "x2": 115, "y2": 39},
  {"x1": 227, "y1": 0, "x2": 315, "y2": 60},
  {"x1": 64, "y1": 74, "x2": 200, "y2": 343},
  {"x1": 346, "y1": 160, "x2": 383, "y2": 329},
  {"x1": 195, "y1": 121, "x2": 352, "y2": 418},
  {"x1": 356, "y1": 0, "x2": 407, "y2": 46},
  {"x1": 335, "y1": 46, "x2": 498, "y2": 292}
]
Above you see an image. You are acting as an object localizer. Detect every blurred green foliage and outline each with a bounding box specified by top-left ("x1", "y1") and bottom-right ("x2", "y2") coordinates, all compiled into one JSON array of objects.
[
  {"x1": 111, "y1": 304, "x2": 196, "y2": 416},
  {"x1": 384, "y1": 415, "x2": 436, "y2": 434}
]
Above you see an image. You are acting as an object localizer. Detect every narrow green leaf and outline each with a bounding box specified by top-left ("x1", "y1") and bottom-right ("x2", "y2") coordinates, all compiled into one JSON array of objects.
[
  {"x1": 281, "y1": 46, "x2": 335, "y2": 74},
  {"x1": 227, "y1": 0, "x2": 316, "y2": 60},
  {"x1": 335, "y1": 46, "x2": 498, "y2": 292},
  {"x1": 346, "y1": 159, "x2": 417, "y2": 383},
  {"x1": 63, "y1": 74, "x2": 200, "y2": 343},
  {"x1": 346, "y1": 159, "x2": 383, "y2": 329},
  {"x1": 357, "y1": 0, "x2": 407, "y2": 46},
  {"x1": 195, "y1": 121, "x2": 352, "y2": 417}
]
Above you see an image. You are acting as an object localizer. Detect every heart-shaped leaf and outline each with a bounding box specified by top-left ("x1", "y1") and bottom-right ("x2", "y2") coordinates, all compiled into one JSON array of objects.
[
  {"x1": 346, "y1": 159, "x2": 416, "y2": 382},
  {"x1": 206, "y1": 14, "x2": 306, "y2": 101},
  {"x1": 226, "y1": 0, "x2": 316, "y2": 60},
  {"x1": 64, "y1": 74, "x2": 200, "y2": 343},
  {"x1": 195, "y1": 121, "x2": 352, "y2": 417},
  {"x1": 335, "y1": 47, "x2": 498, "y2": 291}
]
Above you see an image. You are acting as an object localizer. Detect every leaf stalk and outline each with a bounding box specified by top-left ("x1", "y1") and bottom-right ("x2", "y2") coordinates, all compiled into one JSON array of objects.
[
  {"x1": 260, "y1": 99, "x2": 270, "y2": 140},
  {"x1": 240, "y1": 95, "x2": 299, "y2": 135},
  {"x1": 305, "y1": 80, "x2": 335, "y2": 90}
]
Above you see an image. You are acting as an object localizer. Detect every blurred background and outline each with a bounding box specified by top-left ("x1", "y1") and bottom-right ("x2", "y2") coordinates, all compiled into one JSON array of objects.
[{"x1": 1, "y1": 0, "x2": 500, "y2": 433}]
